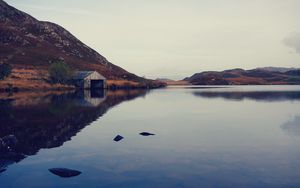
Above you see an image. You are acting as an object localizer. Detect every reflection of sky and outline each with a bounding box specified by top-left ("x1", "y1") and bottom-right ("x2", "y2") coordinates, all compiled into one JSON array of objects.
[
  {"x1": 190, "y1": 85, "x2": 300, "y2": 101},
  {"x1": 193, "y1": 91, "x2": 300, "y2": 102},
  {"x1": 1, "y1": 86, "x2": 300, "y2": 187},
  {"x1": 281, "y1": 116, "x2": 300, "y2": 136}
]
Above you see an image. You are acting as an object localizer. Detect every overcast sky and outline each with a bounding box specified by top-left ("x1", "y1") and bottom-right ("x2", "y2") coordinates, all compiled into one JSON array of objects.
[{"x1": 8, "y1": 0, "x2": 300, "y2": 79}]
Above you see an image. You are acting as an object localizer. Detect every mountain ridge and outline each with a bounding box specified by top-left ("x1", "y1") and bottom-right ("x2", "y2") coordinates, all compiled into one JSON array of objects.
[
  {"x1": 183, "y1": 67, "x2": 300, "y2": 85},
  {"x1": 0, "y1": 0, "x2": 162, "y2": 88},
  {"x1": 255, "y1": 67, "x2": 298, "y2": 73}
]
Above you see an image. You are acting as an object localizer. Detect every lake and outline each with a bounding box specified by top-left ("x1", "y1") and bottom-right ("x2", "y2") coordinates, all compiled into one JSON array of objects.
[{"x1": 0, "y1": 86, "x2": 300, "y2": 188}]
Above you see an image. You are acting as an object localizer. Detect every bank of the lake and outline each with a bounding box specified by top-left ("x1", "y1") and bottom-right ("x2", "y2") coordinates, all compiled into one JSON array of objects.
[{"x1": 0, "y1": 68, "x2": 166, "y2": 92}]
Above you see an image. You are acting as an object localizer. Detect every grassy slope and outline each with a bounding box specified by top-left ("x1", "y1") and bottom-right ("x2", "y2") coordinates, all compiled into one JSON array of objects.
[
  {"x1": 0, "y1": 68, "x2": 165, "y2": 91},
  {"x1": 0, "y1": 0, "x2": 166, "y2": 90}
]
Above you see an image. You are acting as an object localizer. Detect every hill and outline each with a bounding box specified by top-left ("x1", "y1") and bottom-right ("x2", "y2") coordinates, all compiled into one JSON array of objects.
[
  {"x1": 0, "y1": 0, "x2": 163, "y2": 90},
  {"x1": 255, "y1": 67, "x2": 298, "y2": 73},
  {"x1": 184, "y1": 67, "x2": 300, "y2": 85}
]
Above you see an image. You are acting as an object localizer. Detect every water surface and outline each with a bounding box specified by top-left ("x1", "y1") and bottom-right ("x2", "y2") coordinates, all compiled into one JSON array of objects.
[{"x1": 1, "y1": 86, "x2": 300, "y2": 188}]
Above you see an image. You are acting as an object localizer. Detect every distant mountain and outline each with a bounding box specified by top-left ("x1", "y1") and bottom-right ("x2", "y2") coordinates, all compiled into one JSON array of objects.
[
  {"x1": 255, "y1": 67, "x2": 298, "y2": 73},
  {"x1": 184, "y1": 68, "x2": 300, "y2": 85},
  {"x1": 0, "y1": 0, "x2": 161, "y2": 87}
]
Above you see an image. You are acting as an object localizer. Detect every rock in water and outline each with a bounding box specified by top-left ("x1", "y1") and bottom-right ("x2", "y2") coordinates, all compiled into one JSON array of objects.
[
  {"x1": 49, "y1": 168, "x2": 82, "y2": 178},
  {"x1": 140, "y1": 132, "x2": 155, "y2": 136},
  {"x1": 113, "y1": 135, "x2": 124, "y2": 142}
]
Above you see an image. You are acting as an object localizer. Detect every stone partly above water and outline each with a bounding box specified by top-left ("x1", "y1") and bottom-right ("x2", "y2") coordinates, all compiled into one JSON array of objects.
[
  {"x1": 49, "y1": 168, "x2": 82, "y2": 178},
  {"x1": 139, "y1": 132, "x2": 155, "y2": 136},
  {"x1": 113, "y1": 135, "x2": 124, "y2": 142}
]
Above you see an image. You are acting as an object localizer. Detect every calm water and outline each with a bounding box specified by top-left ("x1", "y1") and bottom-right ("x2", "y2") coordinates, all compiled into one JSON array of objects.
[{"x1": 1, "y1": 86, "x2": 300, "y2": 188}]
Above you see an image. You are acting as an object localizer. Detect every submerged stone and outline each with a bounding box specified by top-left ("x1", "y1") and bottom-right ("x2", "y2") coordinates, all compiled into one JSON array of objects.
[
  {"x1": 139, "y1": 132, "x2": 155, "y2": 136},
  {"x1": 49, "y1": 168, "x2": 82, "y2": 178},
  {"x1": 113, "y1": 135, "x2": 124, "y2": 142}
]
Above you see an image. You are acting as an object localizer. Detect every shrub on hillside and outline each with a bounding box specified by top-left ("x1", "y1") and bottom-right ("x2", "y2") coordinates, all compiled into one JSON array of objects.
[
  {"x1": 0, "y1": 63, "x2": 12, "y2": 80},
  {"x1": 48, "y1": 60, "x2": 73, "y2": 84}
]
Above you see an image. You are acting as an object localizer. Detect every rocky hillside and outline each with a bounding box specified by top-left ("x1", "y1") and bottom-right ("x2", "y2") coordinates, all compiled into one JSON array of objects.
[
  {"x1": 0, "y1": 0, "x2": 162, "y2": 87},
  {"x1": 184, "y1": 67, "x2": 300, "y2": 85}
]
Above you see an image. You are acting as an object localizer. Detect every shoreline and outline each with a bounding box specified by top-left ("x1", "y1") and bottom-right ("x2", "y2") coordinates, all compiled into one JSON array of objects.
[
  {"x1": 0, "y1": 68, "x2": 166, "y2": 93},
  {"x1": 0, "y1": 83, "x2": 165, "y2": 93},
  {"x1": 1, "y1": 83, "x2": 300, "y2": 93}
]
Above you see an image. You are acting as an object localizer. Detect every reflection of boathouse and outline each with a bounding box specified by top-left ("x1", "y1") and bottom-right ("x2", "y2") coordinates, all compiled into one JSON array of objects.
[
  {"x1": 75, "y1": 89, "x2": 107, "y2": 107},
  {"x1": 0, "y1": 90, "x2": 148, "y2": 173},
  {"x1": 73, "y1": 71, "x2": 106, "y2": 89}
]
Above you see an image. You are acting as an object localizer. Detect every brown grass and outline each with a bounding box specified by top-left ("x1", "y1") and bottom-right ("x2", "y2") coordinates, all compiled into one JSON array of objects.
[
  {"x1": 226, "y1": 77, "x2": 267, "y2": 85},
  {"x1": 107, "y1": 80, "x2": 140, "y2": 87},
  {"x1": 0, "y1": 68, "x2": 165, "y2": 91},
  {"x1": 164, "y1": 80, "x2": 190, "y2": 85},
  {"x1": 0, "y1": 68, "x2": 74, "y2": 91}
]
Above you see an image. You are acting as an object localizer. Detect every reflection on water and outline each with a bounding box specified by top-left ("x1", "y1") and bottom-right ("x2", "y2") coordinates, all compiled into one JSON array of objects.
[
  {"x1": 0, "y1": 89, "x2": 148, "y2": 173},
  {"x1": 0, "y1": 86, "x2": 300, "y2": 188},
  {"x1": 193, "y1": 91, "x2": 300, "y2": 101},
  {"x1": 281, "y1": 116, "x2": 300, "y2": 136}
]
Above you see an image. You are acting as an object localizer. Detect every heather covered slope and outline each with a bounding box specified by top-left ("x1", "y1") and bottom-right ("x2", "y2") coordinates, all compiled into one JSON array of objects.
[
  {"x1": 0, "y1": 0, "x2": 163, "y2": 89},
  {"x1": 184, "y1": 67, "x2": 300, "y2": 85}
]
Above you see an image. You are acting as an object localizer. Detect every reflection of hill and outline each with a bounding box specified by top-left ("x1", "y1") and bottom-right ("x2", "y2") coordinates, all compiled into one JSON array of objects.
[
  {"x1": 193, "y1": 91, "x2": 300, "y2": 101},
  {"x1": 0, "y1": 90, "x2": 148, "y2": 172}
]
